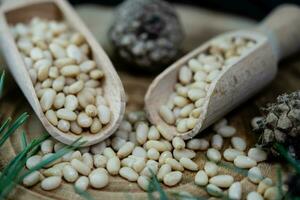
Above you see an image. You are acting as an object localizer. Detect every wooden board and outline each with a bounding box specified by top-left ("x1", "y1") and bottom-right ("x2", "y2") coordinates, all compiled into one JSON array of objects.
[{"x1": 0, "y1": 3, "x2": 299, "y2": 200}]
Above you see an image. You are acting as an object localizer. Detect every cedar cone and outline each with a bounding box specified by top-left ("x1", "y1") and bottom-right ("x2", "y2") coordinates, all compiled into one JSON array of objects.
[
  {"x1": 256, "y1": 91, "x2": 300, "y2": 159},
  {"x1": 109, "y1": 0, "x2": 184, "y2": 70}
]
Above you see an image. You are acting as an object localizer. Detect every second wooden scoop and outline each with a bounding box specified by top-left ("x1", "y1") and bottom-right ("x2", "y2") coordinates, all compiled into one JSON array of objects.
[
  {"x1": 0, "y1": 0, "x2": 126, "y2": 146},
  {"x1": 145, "y1": 4, "x2": 300, "y2": 140}
]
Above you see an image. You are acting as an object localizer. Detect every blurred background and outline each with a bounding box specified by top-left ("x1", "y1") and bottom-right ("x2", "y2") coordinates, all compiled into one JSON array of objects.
[{"x1": 70, "y1": 0, "x2": 300, "y2": 20}]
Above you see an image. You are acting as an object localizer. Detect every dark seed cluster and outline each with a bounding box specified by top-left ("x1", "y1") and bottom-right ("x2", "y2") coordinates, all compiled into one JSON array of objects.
[{"x1": 256, "y1": 91, "x2": 300, "y2": 159}]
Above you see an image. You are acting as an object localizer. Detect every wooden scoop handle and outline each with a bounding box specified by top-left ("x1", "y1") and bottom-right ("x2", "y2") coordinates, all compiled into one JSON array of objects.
[{"x1": 258, "y1": 4, "x2": 300, "y2": 60}]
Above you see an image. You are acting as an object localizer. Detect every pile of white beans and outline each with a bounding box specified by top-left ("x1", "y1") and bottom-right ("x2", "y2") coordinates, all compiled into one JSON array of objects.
[
  {"x1": 22, "y1": 109, "x2": 281, "y2": 200},
  {"x1": 159, "y1": 36, "x2": 256, "y2": 133},
  {"x1": 11, "y1": 17, "x2": 111, "y2": 135}
]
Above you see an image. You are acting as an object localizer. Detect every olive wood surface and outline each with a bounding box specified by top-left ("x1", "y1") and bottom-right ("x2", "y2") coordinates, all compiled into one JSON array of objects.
[{"x1": 0, "y1": 2, "x2": 298, "y2": 200}]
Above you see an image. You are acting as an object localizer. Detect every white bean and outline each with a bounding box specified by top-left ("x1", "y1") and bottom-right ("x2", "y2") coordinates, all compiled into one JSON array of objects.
[
  {"x1": 248, "y1": 148, "x2": 267, "y2": 162},
  {"x1": 231, "y1": 137, "x2": 247, "y2": 151},
  {"x1": 89, "y1": 168, "x2": 109, "y2": 189},
  {"x1": 63, "y1": 165, "x2": 78, "y2": 183},
  {"x1": 234, "y1": 155, "x2": 257, "y2": 169},
  {"x1": 97, "y1": 105, "x2": 111, "y2": 124},
  {"x1": 23, "y1": 171, "x2": 41, "y2": 187},
  {"x1": 217, "y1": 126, "x2": 236, "y2": 137},
  {"x1": 209, "y1": 175, "x2": 234, "y2": 188},
  {"x1": 228, "y1": 182, "x2": 242, "y2": 200},
  {"x1": 173, "y1": 149, "x2": 196, "y2": 160},
  {"x1": 157, "y1": 164, "x2": 172, "y2": 181},
  {"x1": 172, "y1": 136, "x2": 185, "y2": 150},
  {"x1": 41, "y1": 176, "x2": 62, "y2": 190},
  {"x1": 187, "y1": 139, "x2": 209, "y2": 150},
  {"x1": 163, "y1": 171, "x2": 182, "y2": 186},
  {"x1": 165, "y1": 158, "x2": 184, "y2": 171},
  {"x1": 117, "y1": 142, "x2": 135, "y2": 158},
  {"x1": 159, "y1": 105, "x2": 175, "y2": 125},
  {"x1": 137, "y1": 176, "x2": 149, "y2": 191},
  {"x1": 119, "y1": 167, "x2": 139, "y2": 182},
  {"x1": 75, "y1": 176, "x2": 89, "y2": 191},
  {"x1": 206, "y1": 184, "x2": 223, "y2": 197},
  {"x1": 94, "y1": 155, "x2": 107, "y2": 168},
  {"x1": 195, "y1": 170, "x2": 208, "y2": 186},
  {"x1": 204, "y1": 161, "x2": 218, "y2": 177},
  {"x1": 41, "y1": 139, "x2": 54, "y2": 154},
  {"x1": 136, "y1": 122, "x2": 149, "y2": 145},
  {"x1": 207, "y1": 148, "x2": 221, "y2": 162},
  {"x1": 223, "y1": 148, "x2": 245, "y2": 161},
  {"x1": 179, "y1": 157, "x2": 198, "y2": 171},
  {"x1": 211, "y1": 134, "x2": 223, "y2": 150},
  {"x1": 247, "y1": 192, "x2": 263, "y2": 200},
  {"x1": 106, "y1": 156, "x2": 120, "y2": 175},
  {"x1": 248, "y1": 166, "x2": 262, "y2": 184},
  {"x1": 71, "y1": 159, "x2": 91, "y2": 176}
]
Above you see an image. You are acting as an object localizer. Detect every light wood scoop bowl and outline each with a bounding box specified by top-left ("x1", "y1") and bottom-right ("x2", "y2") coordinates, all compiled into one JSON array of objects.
[
  {"x1": 145, "y1": 4, "x2": 300, "y2": 140},
  {"x1": 0, "y1": 0, "x2": 126, "y2": 146}
]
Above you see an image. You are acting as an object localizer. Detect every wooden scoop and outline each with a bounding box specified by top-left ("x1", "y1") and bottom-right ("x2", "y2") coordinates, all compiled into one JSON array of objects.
[
  {"x1": 145, "y1": 4, "x2": 300, "y2": 140},
  {"x1": 0, "y1": 0, "x2": 126, "y2": 146}
]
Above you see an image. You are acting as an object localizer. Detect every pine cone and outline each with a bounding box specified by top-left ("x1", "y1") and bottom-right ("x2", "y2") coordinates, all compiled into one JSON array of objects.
[
  {"x1": 256, "y1": 91, "x2": 300, "y2": 159},
  {"x1": 109, "y1": 0, "x2": 184, "y2": 70}
]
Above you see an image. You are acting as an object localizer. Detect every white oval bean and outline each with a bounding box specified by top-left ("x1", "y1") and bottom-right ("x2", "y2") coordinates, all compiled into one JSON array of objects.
[
  {"x1": 173, "y1": 149, "x2": 196, "y2": 160},
  {"x1": 117, "y1": 142, "x2": 135, "y2": 158},
  {"x1": 231, "y1": 137, "x2": 247, "y2": 151},
  {"x1": 147, "y1": 148, "x2": 160, "y2": 160},
  {"x1": 119, "y1": 167, "x2": 139, "y2": 182},
  {"x1": 103, "y1": 147, "x2": 116, "y2": 158},
  {"x1": 207, "y1": 148, "x2": 221, "y2": 162},
  {"x1": 211, "y1": 134, "x2": 223, "y2": 150},
  {"x1": 234, "y1": 155, "x2": 257, "y2": 169},
  {"x1": 195, "y1": 170, "x2": 208, "y2": 186},
  {"x1": 77, "y1": 112, "x2": 93, "y2": 128},
  {"x1": 187, "y1": 139, "x2": 209, "y2": 150},
  {"x1": 247, "y1": 191, "x2": 263, "y2": 200},
  {"x1": 172, "y1": 136, "x2": 185, "y2": 150},
  {"x1": 57, "y1": 120, "x2": 70, "y2": 132},
  {"x1": 132, "y1": 159, "x2": 146, "y2": 173},
  {"x1": 23, "y1": 171, "x2": 41, "y2": 187},
  {"x1": 71, "y1": 159, "x2": 91, "y2": 176},
  {"x1": 206, "y1": 184, "x2": 223, "y2": 197},
  {"x1": 157, "y1": 123, "x2": 174, "y2": 141},
  {"x1": 204, "y1": 161, "x2": 218, "y2": 177},
  {"x1": 45, "y1": 110, "x2": 58, "y2": 126},
  {"x1": 97, "y1": 105, "x2": 111, "y2": 124},
  {"x1": 43, "y1": 167, "x2": 62, "y2": 177},
  {"x1": 257, "y1": 178, "x2": 273, "y2": 194},
  {"x1": 179, "y1": 66, "x2": 192, "y2": 84},
  {"x1": 217, "y1": 126, "x2": 236, "y2": 137},
  {"x1": 157, "y1": 164, "x2": 172, "y2": 181},
  {"x1": 132, "y1": 146, "x2": 147, "y2": 158},
  {"x1": 223, "y1": 148, "x2": 245, "y2": 161},
  {"x1": 158, "y1": 151, "x2": 173, "y2": 165},
  {"x1": 94, "y1": 154, "x2": 107, "y2": 168},
  {"x1": 137, "y1": 176, "x2": 149, "y2": 191},
  {"x1": 165, "y1": 158, "x2": 184, "y2": 171},
  {"x1": 90, "y1": 142, "x2": 106, "y2": 154},
  {"x1": 89, "y1": 168, "x2": 109, "y2": 189},
  {"x1": 248, "y1": 148, "x2": 267, "y2": 162},
  {"x1": 106, "y1": 156, "x2": 120, "y2": 175},
  {"x1": 148, "y1": 126, "x2": 160, "y2": 140},
  {"x1": 159, "y1": 105, "x2": 175, "y2": 125},
  {"x1": 229, "y1": 182, "x2": 242, "y2": 200},
  {"x1": 136, "y1": 122, "x2": 149, "y2": 145},
  {"x1": 63, "y1": 165, "x2": 78, "y2": 183},
  {"x1": 56, "y1": 109, "x2": 77, "y2": 121},
  {"x1": 179, "y1": 157, "x2": 198, "y2": 171},
  {"x1": 209, "y1": 175, "x2": 234, "y2": 188},
  {"x1": 41, "y1": 139, "x2": 54, "y2": 154},
  {"x1": 40, "y1": 89, "x2": 56, "y2": 111},
  {"x1": 163, "y1": 171, "x2": 182, "y2": 186},
  {"x1": 75, "y1": 176, "x2": 89, "y2": 191},
  {"x1": 248, "y1": 166, "x2": 262, "y2": 184},
  {"x1": 41, "y1": 176, "x2": 62, "y2": 191}
]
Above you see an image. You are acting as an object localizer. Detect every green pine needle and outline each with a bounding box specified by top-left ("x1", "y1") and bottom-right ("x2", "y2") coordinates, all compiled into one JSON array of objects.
[
  {"x1": 147, "y1": 170, "x2": 168, "y2": 200},
  {"x1": 276, "y1": 165, "x2": 284, "y2": 200},
  {"x1": 0, "y1": 71, "x2": 5, "y2": 98},
  {"x1": 274, "y1": 143, "x2": 300, "y2": 174},
  {"x1": 21, "y1": 131, "x2": 27, "y2": 150},
  {"x1": 0, "y1": 112, "x2": 29, "y2": 147}
]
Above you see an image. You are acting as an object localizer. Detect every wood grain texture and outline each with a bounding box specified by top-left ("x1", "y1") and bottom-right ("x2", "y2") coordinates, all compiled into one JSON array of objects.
[
  {"x1": 0, "y1": 3, "x2": 299, "y2": 200},
  {"x1": 0, "y1": 0, "x2": 126, "y2": 146}
]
